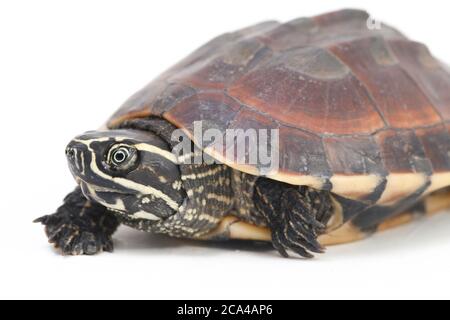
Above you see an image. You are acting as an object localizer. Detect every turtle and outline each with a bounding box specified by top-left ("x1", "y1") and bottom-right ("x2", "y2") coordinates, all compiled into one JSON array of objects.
[{"x1": 36, "y1": 9, "x2": 450, "y2": 258}]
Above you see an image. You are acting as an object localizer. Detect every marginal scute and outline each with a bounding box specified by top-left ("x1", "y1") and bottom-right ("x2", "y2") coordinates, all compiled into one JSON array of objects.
[
  {"x1": 415, "y1": 125, "x2": 450, "y2": 197},
  {"x1": 374, "y1": 129, "x2": 432, "y2": 205},
  {"x1": 416, "y1": 125, "x2": 450, "y2": 172},
  {"x1": 375, "y1": 129, "x2": 432, "y2": 174},
  {"x1": 323, "y1": 135, "x2": 386, "y2": 175},
  {"x1": 278, "y1": 126, "x2": 331, "y2": 177}
]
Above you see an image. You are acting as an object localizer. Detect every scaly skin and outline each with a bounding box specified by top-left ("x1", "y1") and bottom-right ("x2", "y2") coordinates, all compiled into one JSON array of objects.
[
  {"x1": 35, "y1": 188, "x2": 120, "y2": 255},
  {"x1": 254, "y1": 178, "x2": 333, "y2": 258}
]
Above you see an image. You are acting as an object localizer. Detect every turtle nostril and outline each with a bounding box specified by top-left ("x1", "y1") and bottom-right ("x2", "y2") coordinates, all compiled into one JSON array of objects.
[
  {"x1": 66, "y1": 147, "x2": 75, "y2": 160},
  {"x1": 66, "y1": 143, "x2": 87, "y2": 175}
]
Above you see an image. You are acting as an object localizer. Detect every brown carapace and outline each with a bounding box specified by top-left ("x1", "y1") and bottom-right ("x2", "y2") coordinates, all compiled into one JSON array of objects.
[{"x1": 108, "y1": 9, "x2": 450, "y2": 246}]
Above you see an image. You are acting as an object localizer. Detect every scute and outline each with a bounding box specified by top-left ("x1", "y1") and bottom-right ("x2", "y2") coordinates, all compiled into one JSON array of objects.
[
  {"x1": 108, "y1": 9, "x2": 450, "y2": 200},
  {"x1": 228, "y1": 46, "x2": 387, "y2": 135}
]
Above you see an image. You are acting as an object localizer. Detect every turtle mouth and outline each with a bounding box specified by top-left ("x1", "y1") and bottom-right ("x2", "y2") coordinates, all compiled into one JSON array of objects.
[
  {"x1": 77, "y1": 179, "x2": 163, "y2": 222},
  {"x1": 78, "y1": 180, "x2": 132, "y2": 209},
  {"x1": 76, "y1": 178, "x2": 130, "y2": 196}
]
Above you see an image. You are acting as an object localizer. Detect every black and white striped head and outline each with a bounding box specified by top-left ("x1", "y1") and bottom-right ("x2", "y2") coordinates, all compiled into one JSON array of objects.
[{"x1": 66, "y1": 129, "x2": 185, "y2": 223}]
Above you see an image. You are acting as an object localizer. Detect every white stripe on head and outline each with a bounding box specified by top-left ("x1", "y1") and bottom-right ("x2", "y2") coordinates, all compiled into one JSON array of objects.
[
  {"x1": 134, "y1": 143, "x2": 178, "y2": 164},
  {"x1": 75, "y1": 138, "x2": 180, "y2": 211},
  {"x1": 131, "y1": 211, "x2": 161, "y2": 221},
  {"x1": 80, "y1": 152, "x2": 86, "y2": 176}
]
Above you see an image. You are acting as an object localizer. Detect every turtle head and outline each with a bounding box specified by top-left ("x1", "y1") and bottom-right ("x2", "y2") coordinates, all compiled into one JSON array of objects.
[{"x1": 65, "y1": 129, "x2": 185, "y2": 222}]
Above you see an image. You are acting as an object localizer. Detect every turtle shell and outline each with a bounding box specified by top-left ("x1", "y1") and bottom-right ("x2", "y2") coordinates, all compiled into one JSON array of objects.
[{"x1": 108, "y1": 9, "x2": 450, "y2": 204}]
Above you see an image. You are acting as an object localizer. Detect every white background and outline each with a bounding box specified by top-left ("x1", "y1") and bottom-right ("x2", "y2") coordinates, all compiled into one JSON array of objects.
[{"x1": 1, "y1": 0, "x2": 450, "y2": 300}]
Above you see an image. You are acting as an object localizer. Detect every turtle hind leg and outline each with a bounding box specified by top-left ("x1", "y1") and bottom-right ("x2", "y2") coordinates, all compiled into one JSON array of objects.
[
  {"x1": 35, "y1": 188, "x2": 120, "y2": 255},
  {"x1": 253, "y1": 178, "x2": 334, "y2": 258}
]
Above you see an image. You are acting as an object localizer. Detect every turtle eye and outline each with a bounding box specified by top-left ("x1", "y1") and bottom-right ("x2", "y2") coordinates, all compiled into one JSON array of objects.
[
  {"x1": 112, "y1": 147, "x2": 129, "y2": 165},
  {"x1": 107, "y1": 145, "x2": 138, "y2": 170}
]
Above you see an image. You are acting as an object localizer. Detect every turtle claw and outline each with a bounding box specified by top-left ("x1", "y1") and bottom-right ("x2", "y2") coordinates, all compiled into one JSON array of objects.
[
  {"x1": 254, "y1": 179, "x2": 332, "y2": 259},
  {"x1": 270, "y1": 217, "x2": 324, "y2": 259},
  {"x1": 36, "y1": 188, "x2": 120, "y2": 256},
  {"x1": 36, "y1": 213, "x2": 115, "y2": 256}
]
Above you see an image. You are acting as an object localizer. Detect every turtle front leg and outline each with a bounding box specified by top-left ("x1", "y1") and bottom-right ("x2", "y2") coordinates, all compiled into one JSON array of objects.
[
  {"x1": 253, "y1": 178, "x2": 333, "y2": 258},
  {"x1": 35, "y1": 188, "x2": 120, "y2": 255}
]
